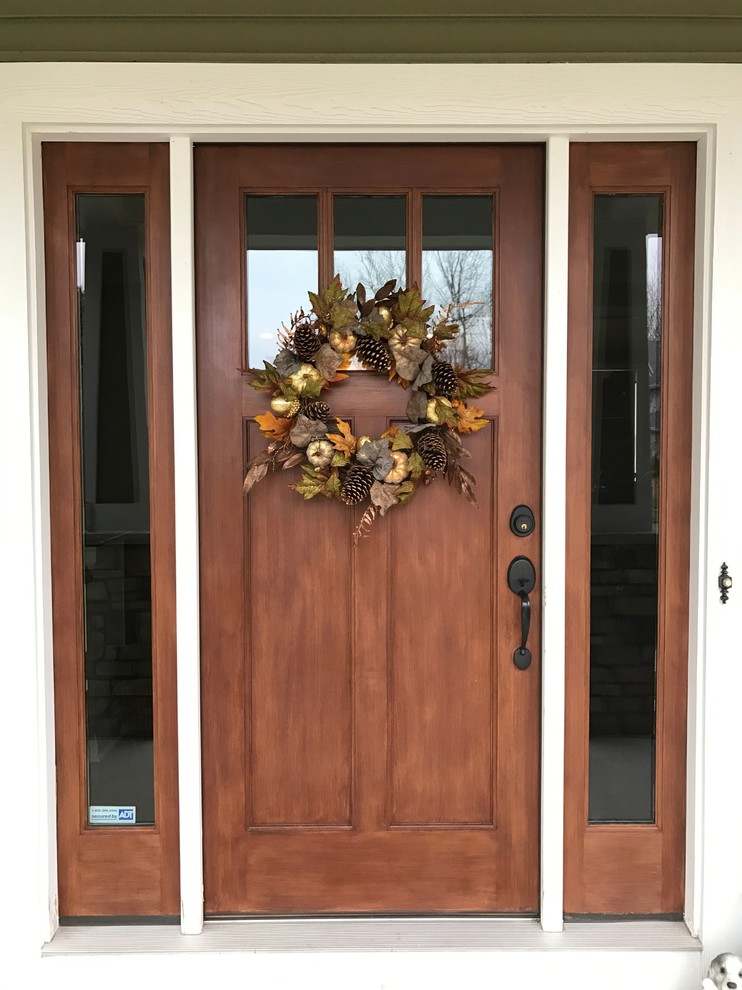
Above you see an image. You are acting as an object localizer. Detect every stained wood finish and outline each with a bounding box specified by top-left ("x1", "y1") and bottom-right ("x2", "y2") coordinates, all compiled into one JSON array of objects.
[
  {"x1": 44, "y1": 143, "x2": 179, "y2": 916},
  {"x1": 564, "y1": 143, "x2": 695, "y2": 914},
  {"x1": 196, "y1": 144, "x2": 544, "y2": 914}
]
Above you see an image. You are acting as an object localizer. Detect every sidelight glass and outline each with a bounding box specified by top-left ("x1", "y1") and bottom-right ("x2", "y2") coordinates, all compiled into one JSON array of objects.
[
  {"x1": 333, "y1": 195, "x2": 406, "y2": 293},
  {"x1": 77, "y1": 194, "x2": 154, "y2": 826},
  {"x1": 588, "y1": 194, "x2": 663, "y2": 824},
  {"x1": 422, "y1": 195, "x2": 494, "y2": 369},
  {"x1": 246, "y1": 195, "x2": 318, "y2": 368}
]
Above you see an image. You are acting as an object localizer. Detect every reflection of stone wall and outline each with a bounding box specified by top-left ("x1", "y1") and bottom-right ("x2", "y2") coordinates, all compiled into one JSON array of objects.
[
  {"x1": 84, "y1": 541, "x2": 153, "y2": 741},
  {"x1": 590, "y1": 537, "x2": 657, "y2": 737}
]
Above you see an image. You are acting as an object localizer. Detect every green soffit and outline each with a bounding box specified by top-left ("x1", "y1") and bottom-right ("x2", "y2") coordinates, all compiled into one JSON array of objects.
[{"x1": 3, "y1": 2, "x2": 742, "y2": 62}]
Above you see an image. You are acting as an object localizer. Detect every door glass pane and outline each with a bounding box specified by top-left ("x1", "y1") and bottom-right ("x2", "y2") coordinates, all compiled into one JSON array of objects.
[
  {"x1": 423, "y1": 195, "x2": 494, "y2": 368},
  {"x1": 246, "y1": 196, "x2": 318, "y2": 367},
  {"x1": 77, "y1": 194, "x2": 154, "y2": 826},
  {"x1": 588, "y1": 194, "x2": 663, "y2": 824},
  {"x1": 333, "y1": 195, "x2": 406, "y2": 293}
]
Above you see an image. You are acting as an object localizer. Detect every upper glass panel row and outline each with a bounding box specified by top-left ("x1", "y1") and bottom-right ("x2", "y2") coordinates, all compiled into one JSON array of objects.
[{"x1": 245, "y1": 194, "x2": 495, "y2": 369}]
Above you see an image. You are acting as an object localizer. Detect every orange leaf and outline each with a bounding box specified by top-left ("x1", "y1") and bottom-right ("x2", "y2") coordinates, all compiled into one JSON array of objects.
[
  {"x1": 326, "y1": 417, "x2": 357, "y2": 455},
  {"x1": 255, "y1": 410, "x2": 293, "y2": 439},
  {"x1": 454, "y1": 401, "x2": 488, "y2": 434}
]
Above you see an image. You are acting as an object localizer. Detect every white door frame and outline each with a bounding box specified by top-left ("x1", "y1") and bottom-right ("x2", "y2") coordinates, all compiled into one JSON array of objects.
[{"x1": 4, "y1": 62, "x2": 740, "y2": 980}]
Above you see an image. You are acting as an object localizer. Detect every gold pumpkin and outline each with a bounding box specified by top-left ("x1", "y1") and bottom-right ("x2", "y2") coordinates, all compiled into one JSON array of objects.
[
  {"x1": 328, "y1": 329, "x2": 357, "y2": 354},
  {"x1": 286, "y1": 363, "x2": 323, "y2": 394},
  {"x1": 377, "y1": 304, "x2": 393, "y2": 327},
  {"x1": 270, "y1": 395, "x2": 300, "y2": 417},
  {"x1": 306, "y1": 439, "x2": 334, "y2": 469},
  {"x1": 384, "y1": 450, "x2": 410, "y2": 484}
]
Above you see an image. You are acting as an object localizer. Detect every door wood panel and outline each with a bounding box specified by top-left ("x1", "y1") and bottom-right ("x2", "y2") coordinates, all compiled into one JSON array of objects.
[{"x1": 196, "y1": 144, "x2": 544, "y2": 914}]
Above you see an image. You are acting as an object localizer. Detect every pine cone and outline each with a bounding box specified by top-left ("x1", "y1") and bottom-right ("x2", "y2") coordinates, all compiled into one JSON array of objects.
[
  {"x1": 432, "y1": 361, "x2": 458, "y2": 399},
  {"x1": 356, "y1": 334, "x2": 391, "y2": 373},
  {"x1": 293, "y1": 324, "x2": 321, "y2": 361},
  {"x1": 302, "y1": 400, "x2": 331, "y2": 421},
  {"x1": 416, "y1": 428, "x2": 447, "y2": 472},
  {"x1": 340, "y1": 465, "x2": 374, "y2": 505}
]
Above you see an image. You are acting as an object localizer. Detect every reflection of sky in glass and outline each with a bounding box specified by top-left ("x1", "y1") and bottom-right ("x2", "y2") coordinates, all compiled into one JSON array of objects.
[
  {"x1": 246, "y1": 250, "x2": 317, "y2": 368},
  {"x1": 423, "y1": 197, "x2": 493, "y2": 369}
]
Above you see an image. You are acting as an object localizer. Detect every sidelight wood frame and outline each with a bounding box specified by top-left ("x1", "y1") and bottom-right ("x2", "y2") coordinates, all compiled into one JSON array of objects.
[
  {"x1": 564, "y1": 142, "x2": 695, "y2": 915},
  {"x1": 43, "y1": 143, "x2": 180, "y2": 917}
]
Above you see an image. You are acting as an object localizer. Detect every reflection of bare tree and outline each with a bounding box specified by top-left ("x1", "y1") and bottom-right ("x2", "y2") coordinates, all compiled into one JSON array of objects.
[
  {"x1": 423, "y1": 251, "x2": 492, "y2": 368},
  {"x1": 336, "y1": 249, "x2": 492, "y2": 368}
]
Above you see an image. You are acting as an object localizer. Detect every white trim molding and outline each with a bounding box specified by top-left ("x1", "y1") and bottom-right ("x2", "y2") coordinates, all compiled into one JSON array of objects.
[{"x1": 2, "y1": 61, "x2": 739, "y2": 989}]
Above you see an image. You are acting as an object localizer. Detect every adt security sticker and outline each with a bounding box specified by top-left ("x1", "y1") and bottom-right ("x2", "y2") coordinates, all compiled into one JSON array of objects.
[{"x1": 89, "y1": 806, "x2": 136, "y2": 825}]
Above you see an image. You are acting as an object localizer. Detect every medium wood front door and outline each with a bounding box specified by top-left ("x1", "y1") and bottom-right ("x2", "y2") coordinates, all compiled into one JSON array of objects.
[{"x1": 195, "y1": 144, "x2": 544, "y2": 914}]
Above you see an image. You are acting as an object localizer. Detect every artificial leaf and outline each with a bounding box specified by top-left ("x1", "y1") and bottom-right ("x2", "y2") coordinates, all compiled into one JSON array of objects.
[
  {"x1": 432, "y1": 319, "x2": 460, "y2": 341},
  {"x1": 248, "y1": 361, "x2": 283, "y2": 392},
  {"x1": 308, "y1": 276, "x2": 348, "y2": 319},
  {"x1": 356, "y1": 282, "x2": 367, "y2": 306},
  {"x1": 375, "y1": 278, "x2": 397, "y2": 300},
  {"x1": 412, "y1": 354, "x2": 434, "y2": 390},
  {"x1": 396, "y1": 480, "x2": 416, "y2": 505},
  {"x1": 274, "y1": 349, "x2": 302, "y2": 378},
  {"x1": 327, "y1": 352, "x2": 352, "y2": 383},
  {"x1": 289, "y1": 414, "x2": 329, "y2": 448},
  {"x1": 406, "y1": 388, "x2": 428, "y2": 424},
  {"x1": 324, "y1": 472, "x2": 342, "y2": 498},
  {"x1": 329, "y1": 299, "x2": 357, "y2": 329},
  {"x1": 360, "y1": 316, "x2": 393, "y2": 341},
  {"x1": 431, "y1": 397, "x2": 458, "y2": 428},
  {"x1": 356, "y1": 438, "x2": 394, "y2": 481},
  {"x1": 353, "y1": 504, "x2": 378, "y2": 544},
  {"x1": 326, "y1": 418, "x2": 357, "y2": 455},
  {"x1": 281, "y1": 451, "x2": 306, "y2": 470},
  {"x1": 370, "y1": 480, "x2": 399, "y2": 516},
  {"x1": 314, "y1": 343, "x2": 343, "y2": 380},
  {"x1": 242, "y1": 447, "x2": 275, "y2": 494},
  {"x1": 291, "y1": 466, "x2": 326, "y2": 500},
  {"x1": 454, "y1": 401, "x2": 488, "y2": 434},
  {"x1": 407, "y1": 451, "x2": 426, "y2": 480},
  {"x1": 300, "y1": 376, "x2": 325, "y2": 399},
  {"x1": 255, "y1": 411, "x2": 293, "y2": 440},
  {"x1": 454, "y1": 366, "x2": 495, "y2": 401},
  {"x1": 381, "y1": 424, "x2": 414, "y2": 451},
  {"x1": 331, "y1": 450, "x2": 350, "y2": 468}
]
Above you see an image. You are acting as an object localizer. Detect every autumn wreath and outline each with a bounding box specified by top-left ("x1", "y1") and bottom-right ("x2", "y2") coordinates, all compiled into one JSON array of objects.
[{"x1": 243, "y1": 277, "x2": 493, "y2": 540}]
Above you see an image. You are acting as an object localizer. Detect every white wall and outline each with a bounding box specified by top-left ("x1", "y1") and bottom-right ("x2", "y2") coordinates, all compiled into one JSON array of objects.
[{"x1": 1, "y1": 61, "x2": 741, "y2": 989}]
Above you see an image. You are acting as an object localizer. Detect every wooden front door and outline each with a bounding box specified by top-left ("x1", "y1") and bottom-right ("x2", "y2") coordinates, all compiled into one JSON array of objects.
[{"x1": 195, "y1": 144, "x2": 544, "y2": 915}]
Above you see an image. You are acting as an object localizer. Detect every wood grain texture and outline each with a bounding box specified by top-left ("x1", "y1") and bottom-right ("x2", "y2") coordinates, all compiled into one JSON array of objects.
[
  {"x1": 44, "y1": 142, "x2": 179, "y2": 917},
  {"x1": 564, "y1": 142, "x2": 695, "y2": 915},
  {"x1": 197, "y1": 144, "x2": 544, "y2": 914}
]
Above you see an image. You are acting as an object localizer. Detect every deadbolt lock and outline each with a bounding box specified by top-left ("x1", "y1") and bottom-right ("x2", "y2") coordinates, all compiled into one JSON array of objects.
[{"x1": 510, "y1": 504, "x2": 535, "y2": 537}]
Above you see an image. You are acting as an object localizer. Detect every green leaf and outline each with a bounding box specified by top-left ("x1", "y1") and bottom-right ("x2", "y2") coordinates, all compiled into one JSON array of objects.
[
  {"x1": 407, "y1": 452, "x2": 426, "y2": 479},
  {"x1": 394, "y1": 285, "x2": 434, "y2": 324},
  {"x1": 454, "y1": 367, "x2": 495, "y2": 401},
  {"x1": 390, "y1": 430, "x2": 413, "y2": 451},
  {"x1": 248, "y1": 361, "x2": 282, "y2": 391},
  {"x1": 396, "y1": 480, "x2": 416, "y2": 505},
  {"x1": 290, "y1": 464, "x2": 327, "y2": 500},
  {"x1": 433, "y1": 319, "x2": 460, "y2": 341},
  {"x1": 331, "y1": 451, "x2": 350, "y2": 468},
  {"x1": 362, "y1": 319, "x2": 393, "y2": 341},
  {"x1": 308, "y1": 276, "x2": 349, "y2": 318},
  {"x1": 324, "y1": 473, "x2": 342, "y2": 498},
  {"x1": 329, "y1": 300, "x2": 357, "y2": 329},
  {"x1": 301, "y1": 376, "x2": 325, "y2": 399}
]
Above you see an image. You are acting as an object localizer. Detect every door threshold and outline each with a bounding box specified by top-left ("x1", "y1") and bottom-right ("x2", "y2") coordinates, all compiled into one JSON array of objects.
[{"x1": 44, "y1": 917, "x2": 700, "y2": 955}]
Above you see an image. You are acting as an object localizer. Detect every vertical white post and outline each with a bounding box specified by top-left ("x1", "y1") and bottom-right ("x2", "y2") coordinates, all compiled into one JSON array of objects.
[
  {"x1": 170, "y1": 136, "x2": 204, "y2": 935},
  {"x1": 540, "y1": 134, "x2": 570, "y2": 933}
]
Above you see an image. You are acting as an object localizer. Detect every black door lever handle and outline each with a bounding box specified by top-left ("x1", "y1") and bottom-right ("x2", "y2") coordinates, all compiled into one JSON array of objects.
[{"x1": 507, "y1": 556, "x2": 536, "y2": 670}]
